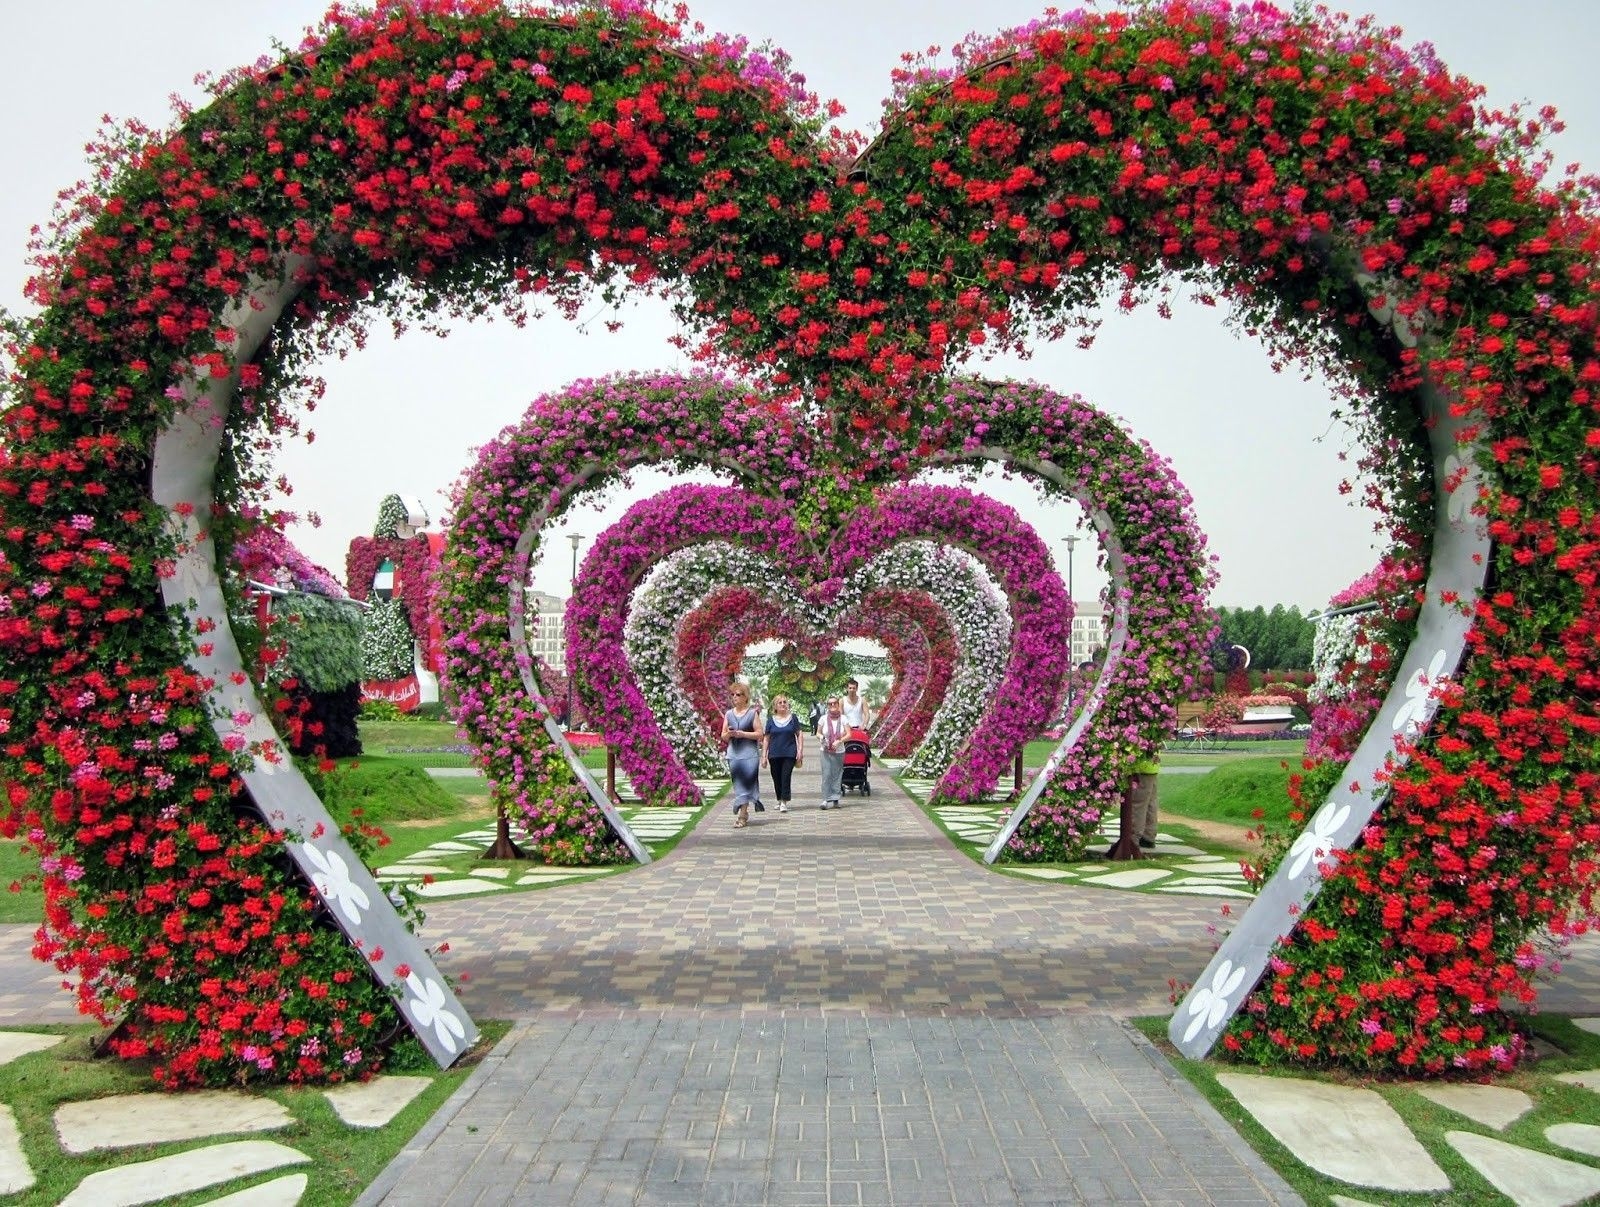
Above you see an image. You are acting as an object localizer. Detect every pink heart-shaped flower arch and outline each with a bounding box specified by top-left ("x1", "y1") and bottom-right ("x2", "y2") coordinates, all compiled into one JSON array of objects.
[{"x1": 563, "y1": 480, "x2": 1073, "y2": 808}]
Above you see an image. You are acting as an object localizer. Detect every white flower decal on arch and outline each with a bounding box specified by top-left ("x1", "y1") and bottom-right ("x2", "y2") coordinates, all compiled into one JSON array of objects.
[
  {"x1": 1182, "y1": 959, "x2": 1249, "y2": 1045},
  {"x1": 1392, "y1": 648, "x2": 1449, "y2": 739},
  {"x1": 301, "y1": 842, "x2": 370, "y2": 926},
  {"x1": 405, "y1": 973, "x2": 467, "y2": 1054},
  {"x1": 1286, "y1": 800, "x2": 1352, "y2": 881}
]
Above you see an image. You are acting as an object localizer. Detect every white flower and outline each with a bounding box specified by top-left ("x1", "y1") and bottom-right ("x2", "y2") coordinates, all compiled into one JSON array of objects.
[
  {"x1": 1286, "y1": 800, "x2": 1352, "y2": 880},
  {"x1": 1392, "y1": 648, "x2": 1448, "y2": 738},
  {"x1": 1182, "y1": 958, "x2": 1249, "y2": 1044},
  {"x1": 405, "y1": 972, "x2": 467, "y2": 1053},
  {"x1": 301, "y1": 842, "x2": 370, "y2": 925}
]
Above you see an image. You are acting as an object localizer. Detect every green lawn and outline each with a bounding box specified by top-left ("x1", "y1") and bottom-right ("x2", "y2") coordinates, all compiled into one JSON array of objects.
[
  {"x1": 0, "y1": 841, "x2": 41, "y2": 926},
  {"x1": 1022, "y1": 737, "x2": 1308, "y2": 769},
  {"x1": 357, "y1": 718, "x2": 467, "y2": 751},
  {"x1": 1156, "y1": 757, "x2": 1300, "y2": 827}
]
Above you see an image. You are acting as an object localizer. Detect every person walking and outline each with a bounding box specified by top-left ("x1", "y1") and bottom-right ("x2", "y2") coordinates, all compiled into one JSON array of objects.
[
  {"x1": 762, "y1": 695, "x2": 804, "y2": 813},
  {"x1": 1132, "y1": 752, "x2": 1161, "y2": 848},
  {"x1": 722, "y1": 682, "x2": 763, "y2": 828},
  {"x1": 808, "y1": 699, "x2": 822, "y2": 736},
  {"x1": 818, "y1": 695, "x2": 846, "y2": 810},
  {"x1": 841, "y1": 678, "x2": 872, "y2": 731}
]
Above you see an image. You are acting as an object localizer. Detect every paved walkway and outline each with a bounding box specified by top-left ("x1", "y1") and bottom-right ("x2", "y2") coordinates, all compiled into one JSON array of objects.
[
  {"x1": 357, "y1": 762, "x2": 1301, "y2": 1206},
  {"x1": 7, "y1": 758, "x2": 1600, "y2": 1205}
]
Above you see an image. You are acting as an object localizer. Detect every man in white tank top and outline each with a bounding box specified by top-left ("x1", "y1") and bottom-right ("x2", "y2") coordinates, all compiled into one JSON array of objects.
[{"x1": 841, "y1": 678, "x2": 871, "y2": 731}]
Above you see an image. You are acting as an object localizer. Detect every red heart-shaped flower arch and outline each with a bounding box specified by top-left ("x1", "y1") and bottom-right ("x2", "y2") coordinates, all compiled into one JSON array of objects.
[{"x1": 2, "y1": 0, "x2": 1596, "y2": 1084}]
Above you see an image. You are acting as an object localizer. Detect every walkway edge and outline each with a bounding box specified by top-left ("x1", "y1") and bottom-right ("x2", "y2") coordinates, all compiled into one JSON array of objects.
[
  {"x1": 353, "y1": 1021, "x2": 527, "y2": 1207},
  {"x1": 1121, "y1": 1021, "x2": 1306, "y2": 1203}
]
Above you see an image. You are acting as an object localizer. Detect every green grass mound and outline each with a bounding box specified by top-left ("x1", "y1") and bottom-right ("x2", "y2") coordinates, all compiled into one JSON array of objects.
[
  {"x1": 310, "y1": 755, "x2": 468, "y2": 826},
  {"x1": 1160, "y1": 757, "x2": 1298, "y2": 827}
]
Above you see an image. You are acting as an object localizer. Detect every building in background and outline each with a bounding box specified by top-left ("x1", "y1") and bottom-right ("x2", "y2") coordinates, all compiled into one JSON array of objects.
[
  {"x1": 1070, "y1": 600, "x2": 1106, "y2": 666},
  {"x1": 527, "y1": 591, "x2": 570, "y2": 666}
]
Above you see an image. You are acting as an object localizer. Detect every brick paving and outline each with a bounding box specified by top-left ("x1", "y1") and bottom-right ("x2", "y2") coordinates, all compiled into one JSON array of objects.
[{"x1": 7, "y1": 757, "x2": 1600, "y2": 1205}]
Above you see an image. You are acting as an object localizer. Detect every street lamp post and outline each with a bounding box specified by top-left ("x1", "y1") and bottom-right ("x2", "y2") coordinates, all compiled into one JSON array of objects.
[
  {"x1": 566, "y1": 533, "x2": 583, "y2": 731},
  {"x1": 1063, "y1": 533, "x2": 1079, "y2": 719}
]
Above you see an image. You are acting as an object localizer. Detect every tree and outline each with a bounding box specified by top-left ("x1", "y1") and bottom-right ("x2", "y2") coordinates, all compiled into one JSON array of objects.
[{"x1": 1213, "y1": 604, "x2": 1315, "y2": 671}]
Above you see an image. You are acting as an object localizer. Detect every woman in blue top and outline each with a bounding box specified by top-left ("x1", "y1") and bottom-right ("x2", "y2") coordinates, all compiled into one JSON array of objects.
[
  {"x1": 722, "y1": 682, "x2": 762, "y2": 828},
  {"x1": 762, "y1": 695, "x2": 805, "y2": 813}
]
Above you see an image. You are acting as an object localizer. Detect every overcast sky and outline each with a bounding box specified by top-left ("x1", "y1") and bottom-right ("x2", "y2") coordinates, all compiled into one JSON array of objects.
[{"x1": 3, "y1": 2, "x2": 1596, "y2": 609}]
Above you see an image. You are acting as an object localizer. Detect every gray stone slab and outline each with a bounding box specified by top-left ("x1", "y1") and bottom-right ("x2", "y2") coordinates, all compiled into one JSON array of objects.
[
  {"x1": 1570, "y1": 1017, "x2": 1600, "y2": 1037},
  {"x1": 1414, "y1": 1083, "x2": 1532, "y2": 1131},
  {"x1": 1553, "y1": 1069, "x2": 1600, "y2": 1092},
  {"x1": 0, "y1": 1104, "x2": 33, "y2": 1195},
  {"x1": 1330, "y1": 1198, "x2": 1383, "y2": 1207},
  {"x1": 1447, "y1": 1130, "x2": 1600, "y2": 1207},
  {"x1": 55, "y1": 1090, "x2": 292, "y2": 1153},
  {"x1": 1216, "y1": 1072, "x2": 1448, "y2": 1191},
  {"x1": 0, "y1": 1030, "x2": 63, "y2": 1066},
  {"x1": 58, "y1": 1139, "x2": 310, "y2": 1207},
  {"x1": 1547, "y1": 1122, "x2": 1600, "y2": 1160},
  {"x1": 375, "y1": 864, "x2": 452, "y2": 876},
  {"x1": 323, "y1": 1075, "x2": 433, "y2": 1128},
  {"x1": 1083, "y1": 868, "x2": 1172, "y2": 888},
  {"x1": 202, "y1": 1173, "x2": 310, "y2": 1205},
  {"x1": 1155, "y1": 885, "x2": 1256, "y2": 899},
  {"x1": 411, "y1": 878, "x2": 507, "y2": 898}
]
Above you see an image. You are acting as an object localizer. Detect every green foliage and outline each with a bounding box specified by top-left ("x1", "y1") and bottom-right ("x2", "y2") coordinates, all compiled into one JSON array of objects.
[
  {"x1": 1214, "y1": 605, "x2": 1315, "y2": 670},
  {"x1": 362, "y1": 597, "x2": 415, "y2": 679},
  {"x1": 273, "y1": 591, "x2": 365, "y2": 692}
]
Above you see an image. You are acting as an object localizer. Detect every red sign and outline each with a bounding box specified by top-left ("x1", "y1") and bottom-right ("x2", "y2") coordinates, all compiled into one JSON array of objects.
[{"x1": 363, "y1": 676, "x2": 421, "y2": 712}]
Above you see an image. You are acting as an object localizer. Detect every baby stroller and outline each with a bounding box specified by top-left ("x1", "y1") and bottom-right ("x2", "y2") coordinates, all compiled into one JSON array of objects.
[{"x1": 840, "y1": 726, "x2": 872, "y2": 796}]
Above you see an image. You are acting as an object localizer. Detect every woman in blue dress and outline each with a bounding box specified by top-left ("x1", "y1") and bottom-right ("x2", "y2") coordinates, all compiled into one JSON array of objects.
[{"x1": 722, "y1": 682, "x2": 762, "y2": 828}]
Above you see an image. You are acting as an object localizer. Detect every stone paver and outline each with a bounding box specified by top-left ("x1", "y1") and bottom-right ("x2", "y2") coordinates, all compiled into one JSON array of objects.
[
  {"x1": 0, "y1": 1029, "x2": 62, "y2": 1065},
  {"x1": 1547, "y1": 1122, "x2": 1600, "y2": 1160},
  {"x1": 203, "y1": 1174, "x2": 310, "y2": 1205},
  {"x1": 1553, "y1": 1069, "x2": 1600, "y2": 1091},
  {"x1": 55, "y1": 1089, "x2": 292, "y2": 1153},
  {"x1": 1215, "y1": 1072, "x2": 1449, "y2": 1192},
  {"x1": 1414, "y1": 1083, "x2": 1533, "y2": 1131},
  {"x1": 0, "y1": 1104, "x2": 32, "y2": 1195},
  {"x1": 324, "y1": 1075, "x2": 434, "y2": 1128},
  {"x1": 57, "y1": 1139, "x2": 310, "y2": 1207},
  {"x1": 1447, "y1": 1130, "x2": 1600, "y2": 1207}
]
